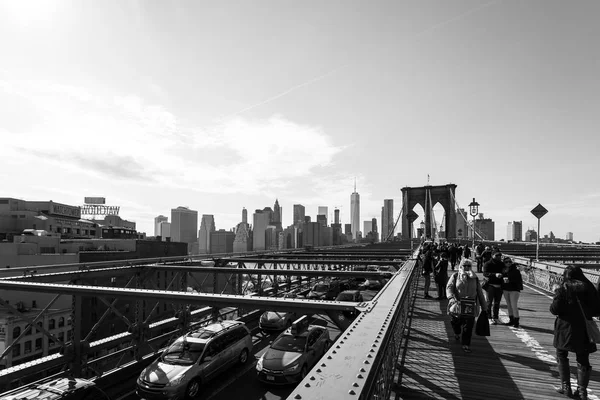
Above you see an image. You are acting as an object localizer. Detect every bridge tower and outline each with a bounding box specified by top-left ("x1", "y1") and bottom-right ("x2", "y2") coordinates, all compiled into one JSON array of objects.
[{"x1": 401, "y1": 184, "x2": 457, "y2": 240}]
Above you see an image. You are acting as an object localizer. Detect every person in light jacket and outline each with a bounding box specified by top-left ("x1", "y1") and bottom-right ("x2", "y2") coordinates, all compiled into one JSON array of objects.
[
  {"x1": 551, "y1": 265, "x2": 600, "y2": 399},
  {"x1": 446, "y1": 259, "x2": 488, "y2": 353},
  {"x1": 501, "y1": 257, "x2": 523, "y2": 327}
]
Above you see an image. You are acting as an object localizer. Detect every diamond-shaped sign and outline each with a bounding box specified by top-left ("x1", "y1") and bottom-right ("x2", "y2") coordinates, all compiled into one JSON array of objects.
[
  {"x1": 406, "y1": 210, "x2": 419, "y2": 223},
  {"x1": 531, "y1": 204, "x2": 548, "y2": 219}
]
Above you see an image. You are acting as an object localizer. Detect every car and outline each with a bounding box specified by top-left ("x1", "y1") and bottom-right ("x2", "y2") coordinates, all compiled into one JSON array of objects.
[
  {"x1": 136, "y1": 320, "x2": 252, "y2": 400},
  {"x1": 259, "y1": 294, "x2": 298, "y2": 331},
  {"x1": 358, "y1": 279, "x2": 386, "y2": 291},
  {"x1": 335, "y1": 290, "x2": 364, "y2": 303},
  {"x1": 0, "y1": 377, "x2": 110, "y2": 400},
  {"x1": 335, "y1": 290, "x2": 364, "y2": 317},
  {"x1": 306, "y1": 281, "x2": 342, "y2": 300},
  {"x1": 256, "y1": 316, "x2": 331, "y2": 384}
]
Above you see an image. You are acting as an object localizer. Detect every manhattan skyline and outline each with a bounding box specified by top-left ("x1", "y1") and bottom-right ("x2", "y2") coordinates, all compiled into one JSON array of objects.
[{"x1": 1, "y1": 1, "x2": 600, "y2": 242}]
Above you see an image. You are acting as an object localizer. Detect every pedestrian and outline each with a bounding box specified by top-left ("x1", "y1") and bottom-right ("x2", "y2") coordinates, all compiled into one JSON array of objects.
[
  {"x1": 446, "y1": 259, "x2": 487, "y2": 353},
  {"x1": 463, "y1": 244, "x2": 471, "y2": 260},
  {"x1": 552, "y1": 265, "x2": 600, "y2": 399},
  {"x1": 434, "y1": 252, "x2": 450, "y2": 300},
  {"x1": 449, "y1": 244, "x2": 458, "y2": 271},
  {"x1": 501, "y1": 257, "x2": 523, "y2": 327},
  {"x1": 483, "y1": 252, "x2": 504, "y2": 325},
  {"x1": 475, "y1": 242, "x2": 485, "y2": 272},
  {"x1": 480, "y1": 246, "x2": 492, "y2": 273},
  {"x1": 422, "y1": 246, "x2": 434, "y2": 299}
]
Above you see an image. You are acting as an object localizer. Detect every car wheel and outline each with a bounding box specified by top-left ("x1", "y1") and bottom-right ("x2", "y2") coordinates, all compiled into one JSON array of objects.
[
  {"x1": 185, "y1": 378, "x2": 201, "y2": 399},
  {"x1": 238, "y1": 348, "x2": 249, "y2": 365}
]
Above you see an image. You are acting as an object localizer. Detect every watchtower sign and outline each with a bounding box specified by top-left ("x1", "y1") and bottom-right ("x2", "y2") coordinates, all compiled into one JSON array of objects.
[
  {"x1": 531, "y1": 204, "x2": 548, "y2": 219},
  {"x1": 406, "y1": 210, "x2": 419, "y2": 224}
]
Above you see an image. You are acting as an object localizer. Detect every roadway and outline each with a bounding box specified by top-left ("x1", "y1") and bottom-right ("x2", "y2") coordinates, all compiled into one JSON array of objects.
[{"x1": 119, "y1": 290, "x2": 379, "y2": 400}]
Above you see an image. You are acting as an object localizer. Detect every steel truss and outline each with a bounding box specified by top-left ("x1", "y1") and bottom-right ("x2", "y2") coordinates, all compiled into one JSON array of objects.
[{"x1": 288, "y1": 249, "x2": 420, "y2": 400}]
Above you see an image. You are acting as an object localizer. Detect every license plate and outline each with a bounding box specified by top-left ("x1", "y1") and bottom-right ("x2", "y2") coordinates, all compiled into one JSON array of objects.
[{"x1": 266, "y1": 375, "x2": 275, "y2": 381}]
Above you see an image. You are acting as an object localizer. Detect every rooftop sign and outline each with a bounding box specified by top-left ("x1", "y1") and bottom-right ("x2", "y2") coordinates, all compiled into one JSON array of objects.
[{"x1": 84, "y1": 197, "x2": 106, "y2": 205}]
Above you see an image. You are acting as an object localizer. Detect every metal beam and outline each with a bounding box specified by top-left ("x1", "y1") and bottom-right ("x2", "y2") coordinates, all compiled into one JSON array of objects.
[
  {"x1": 214, "y1": 258, "x2": 403, "y2": 266},
  {"x1": 0, "y1": 281, "x2": 360, "y2": 312},
  {"x1": 8, "y1": 266, "x2": 395, "y2": 282}
]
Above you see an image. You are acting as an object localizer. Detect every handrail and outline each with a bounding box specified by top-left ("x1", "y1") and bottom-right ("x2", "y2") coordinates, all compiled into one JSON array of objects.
[{"x1": 287, "y1": 247, "x2": 421, "y2": 400}]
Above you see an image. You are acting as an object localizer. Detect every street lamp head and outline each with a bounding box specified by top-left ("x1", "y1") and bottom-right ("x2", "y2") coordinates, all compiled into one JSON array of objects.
[{"x1": 468, "y1": 198, "x2": 480, "y2": 217}]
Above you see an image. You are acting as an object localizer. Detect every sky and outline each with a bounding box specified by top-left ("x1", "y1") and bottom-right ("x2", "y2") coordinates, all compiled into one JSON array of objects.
[{"x1": 1, "y1": 0, "x2": 600, "y2": 243}]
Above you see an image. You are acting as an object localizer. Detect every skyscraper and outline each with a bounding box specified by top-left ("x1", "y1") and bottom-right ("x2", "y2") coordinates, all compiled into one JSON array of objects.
[
  {"x1": 334, "y1": 208, "x2": 340, "y2": 224},
  {"x1": 381, "y1": 199, "x2": 393, "y2": 241},
  {"x1": 507, "y1": 221, "x2": 523, "y2": 242},
  {"x1": 198, "y1": 214, "x2": 216, "y2": 254},
  {"x1": 234, "y1": 208, "x2": 252, "y2": 253},
  {"x1": 158, "y1": 221, "x2": 171, "y2": 241},
  {"x1": 566, "y1": 232, "x2": 574, "y2": 241},
  {"x1": 154, "y1": 215, "x2": 168, "y2": 237},
  {"x1": 350, "y1": 180, "x2": 360, "y2": 241},
  {"x1": 318, "y1": 206, "x2": 328, "y2": 217},
  {"x1": 171, "y1": 206, "x2": 198, "y2": 251},
  {"x1": 272, "y1": 199, "x2": 282, "y2": 229},
  {"x1": 293, "y1": 204, "x2": 305, "y2": 226},
  {"x1": 364, "y1": 221, "x2": 373, "y2": 236},
  {"x1": 253, "y1": 208, "x2": 273, "y2": 251}
]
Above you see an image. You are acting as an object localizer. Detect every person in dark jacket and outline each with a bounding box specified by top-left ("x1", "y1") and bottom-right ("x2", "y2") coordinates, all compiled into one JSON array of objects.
[
  {"x1": 501, "y1": 257, "x2": 523, "y2": 327},
  {"x1": 434, "y1": 252, "x2": 450, "y2": 300},
  {"x1": 422, "y1": 247, "x2": 434, "y2": 299},
  {"x1": 463, "y1": 245, "x2": 471, "y2": 260},
  {"x1": 483, "y1": 252, "x2": 504, "y2": 324},
  {"x1": 551, "y1": 265, "x2": 600, "y2": 399}
]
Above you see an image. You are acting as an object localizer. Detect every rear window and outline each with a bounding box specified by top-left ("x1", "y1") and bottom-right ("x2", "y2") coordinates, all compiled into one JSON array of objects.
[
  {"x1": 313, "y1": 284, "x2": 329, "y2": 292},
  {"x1": 336, "y1": 293, "x2": 354, "y2": 301},
  {"x1": 271, "y1": 335, "x2": 307, "y2": 353}
]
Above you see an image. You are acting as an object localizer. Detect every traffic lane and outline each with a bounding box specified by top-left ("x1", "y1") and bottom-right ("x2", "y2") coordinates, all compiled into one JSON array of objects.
[{"x1": 207, "y1": 315, "x2": 342, "y2": 400}]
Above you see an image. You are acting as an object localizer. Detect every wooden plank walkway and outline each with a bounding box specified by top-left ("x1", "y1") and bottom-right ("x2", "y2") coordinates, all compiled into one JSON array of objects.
[{"x1": 396, "y1": 273, "x2": 600, "y2": 400}]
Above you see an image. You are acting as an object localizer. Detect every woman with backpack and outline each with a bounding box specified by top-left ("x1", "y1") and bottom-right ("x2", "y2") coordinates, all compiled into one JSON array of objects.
[{"x1": 446, "y1": 259, "x2": 487, "y2": 353}]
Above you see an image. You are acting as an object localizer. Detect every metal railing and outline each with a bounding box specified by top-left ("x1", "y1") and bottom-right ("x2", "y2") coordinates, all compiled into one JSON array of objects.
[{"x1": 287, "y1": 248, "x2": 421, "y2": 400}]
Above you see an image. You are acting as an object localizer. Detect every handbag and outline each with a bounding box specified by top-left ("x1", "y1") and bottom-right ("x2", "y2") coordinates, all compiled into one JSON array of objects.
[
  {"x1": 576, "y1": 297, "x2": 600, "y2": 343},
  {"x1": 459, "y1": 298, "x2": 476, "y2": 318},
  {"x1": 481, "y1": 278, "x2": 490, "y2": 291},
  {"x1": 476, "y1": 310, "x2": 490, "y2": 336}
]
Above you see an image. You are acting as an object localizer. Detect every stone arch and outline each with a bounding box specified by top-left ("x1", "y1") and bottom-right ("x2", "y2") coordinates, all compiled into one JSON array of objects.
[{"x1": 401, "y1": 184, "x2": 457, "y2": 240}]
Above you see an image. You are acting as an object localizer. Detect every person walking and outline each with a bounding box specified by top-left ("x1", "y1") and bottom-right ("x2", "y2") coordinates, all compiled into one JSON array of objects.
[
  {"x1": 449, "y1": 244, "x2": 458, "y2": 271},
  {"x1": 483, "y1": 252, "x2": 504, "y2": 325},
  {"x1": 446, "y1": 260, "x2": 487, "y2": 353},
  {"x1": 501, "y1": 257, "x2": 523, "y2": 327},
  {"x1": 552, "y1": 265, "x2": 600, "y2": 399},
  {"x1": 422, "y1": 246, "x2": 434, "y2": 299},
  {"x1": 463, "y1": 244, "x2": 471, "y2": 260},
  {"x1": 475, "y1": 242, "x2": 485, "y2": 272},
  {"x1": 434, "y1": 252, "x2": 450, "y2": 300}
]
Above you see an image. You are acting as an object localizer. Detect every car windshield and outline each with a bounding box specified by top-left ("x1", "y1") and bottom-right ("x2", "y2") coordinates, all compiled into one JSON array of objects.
[
  {"x1": 313, "y1": 284, "x2": 328, "y2": 292},
  {"x1": 162, "y1": 340, "x2": 205, "y2": 365},
  {"x1": 337, "y1": 293, "x2": 354, "y2": 301},
  {"x1": 271, "y1": 335, "x2": 307, "y2": 353}
]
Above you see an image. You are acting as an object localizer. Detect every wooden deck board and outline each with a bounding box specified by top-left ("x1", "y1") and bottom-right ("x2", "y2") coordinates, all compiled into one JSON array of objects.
[{"x1": 395, "y1": 273, "x2": 600, "y2": 400}]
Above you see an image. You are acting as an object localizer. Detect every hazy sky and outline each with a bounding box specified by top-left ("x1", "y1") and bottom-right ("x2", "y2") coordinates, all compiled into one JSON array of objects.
[{"x1": 1, "y1": 0, "x2": 599, "y2": 242}]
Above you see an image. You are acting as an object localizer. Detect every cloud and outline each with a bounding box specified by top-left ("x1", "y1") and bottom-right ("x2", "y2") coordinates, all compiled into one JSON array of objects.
[{"x1": 1, "y1": 78, "x2": 343, "y2": 195}]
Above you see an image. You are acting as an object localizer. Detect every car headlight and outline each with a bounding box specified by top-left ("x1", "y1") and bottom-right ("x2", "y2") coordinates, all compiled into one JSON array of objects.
[
  {"x1": 285, "y1": 363, "x2": 300, "y2": 372},
  {"x1": 165, "y1": 374, "x2": 187, "y2": 387},
  {"x1": 256, "y1": 356, "x2": 264, "y2": 372}
]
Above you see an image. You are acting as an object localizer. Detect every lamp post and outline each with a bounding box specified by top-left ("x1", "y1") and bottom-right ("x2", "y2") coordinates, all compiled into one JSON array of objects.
[
  {"x1": 468, "y1": 198, "x2": 480, "y2": 249},
  {"x1": 420, "y1": 221, "x2": 425, "y2": 241}
]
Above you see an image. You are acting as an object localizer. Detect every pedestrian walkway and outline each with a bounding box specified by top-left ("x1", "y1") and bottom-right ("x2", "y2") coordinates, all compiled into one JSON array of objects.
[{"x1": 396, "y1": 273, "x2": 600, "y2": 400}]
